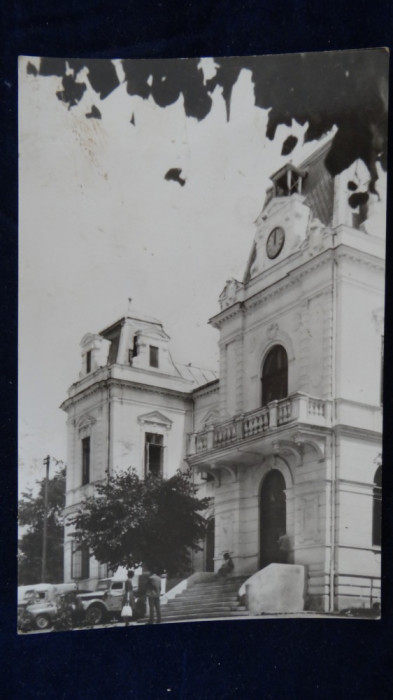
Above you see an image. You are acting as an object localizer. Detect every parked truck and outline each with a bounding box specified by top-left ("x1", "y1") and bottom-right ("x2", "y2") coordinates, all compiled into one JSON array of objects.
[{"x1": 76, "y1": 576, "x2": 147, "y2": 625}]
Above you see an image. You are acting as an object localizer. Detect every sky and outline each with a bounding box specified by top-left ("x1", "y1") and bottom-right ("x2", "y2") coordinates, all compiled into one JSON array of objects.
[{"x1": 19, "y1": 55, "x2": 324, "y2": 494}]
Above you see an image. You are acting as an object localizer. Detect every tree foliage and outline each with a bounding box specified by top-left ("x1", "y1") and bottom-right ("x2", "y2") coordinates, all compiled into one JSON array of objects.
[
  {"x1": 29, "y1": 50, "x2": 388, "y2": 198},
  {"x1": 18, "y1": 466, "x2": 66, "y2": 584},
  {"x1": 71, "y1": 468, "x2": 209, "y2": 576}
]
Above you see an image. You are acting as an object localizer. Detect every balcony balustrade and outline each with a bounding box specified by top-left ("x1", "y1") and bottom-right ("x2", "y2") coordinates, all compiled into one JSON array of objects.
[{"x1": 188, "y1": 393, "x2": 329, "y2": 456}]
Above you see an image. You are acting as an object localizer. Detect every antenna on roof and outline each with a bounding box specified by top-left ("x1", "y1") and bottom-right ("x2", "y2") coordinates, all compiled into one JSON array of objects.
[{"x1": 127, "y1": 297, "x2": 132, "y2": 313}]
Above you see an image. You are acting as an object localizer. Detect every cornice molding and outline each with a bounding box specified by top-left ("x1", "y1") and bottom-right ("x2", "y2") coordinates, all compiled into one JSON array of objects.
[
  {"x1": 61, "y1": 376, "x2": 195, "y2": 411},
  {"x1": 191, "y1": 381, "x2": 220, "y2": 399},
  {"x1": 209, "y1": 301, "x2": 244, "y2": 329},
  {"x1": 244, "y1": 252, "x2": 333, "y2": 315},
  {"x1": 335, "y1": 246, "x2": 385, "y2": 271},
  {"x1": 212, "y1": 242, "x2": 384, "y2": 329},
  {"x1": 333, "y1": 424, "x2": 382, "y2": 441}
]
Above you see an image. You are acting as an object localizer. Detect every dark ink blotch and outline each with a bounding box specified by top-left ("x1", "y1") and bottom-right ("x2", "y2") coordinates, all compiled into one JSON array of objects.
[
  {"x1": 40, "y1": 58, "x2": 66, "y2": 77},
  {"x1": 26, "y1": 62, "x2": 38, "y2": 76},
  {"x1": 348, "y1": 191, "x2": 369, "y2": 209},
  {"x1": 281, "y1": 135, "x2": 298, "y2": 156},
  {"x1": 165, "y1": 168, "x2": 186, "y2": 186},
  {"x1": 86, "y1": 105, "x2": 102, "y2": 120},
  {"x1": 56, "y1": 74, "x2": 86, "y2": 108}
]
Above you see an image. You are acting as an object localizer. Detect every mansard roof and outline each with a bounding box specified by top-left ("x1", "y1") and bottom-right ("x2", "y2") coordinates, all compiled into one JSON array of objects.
[
  {"x1": 175, "y1": 363, "x2": 218, "y2": 388},
  {"x1": 100, "y1": 309, "x2": 164, "y2": 339},
  {"x1": 301, "y1": 138, "x2": 334, "y2": 226}
]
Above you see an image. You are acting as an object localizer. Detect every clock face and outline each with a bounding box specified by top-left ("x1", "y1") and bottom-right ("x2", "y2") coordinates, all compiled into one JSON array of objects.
[{"x1": 266, "y1": 226, "x2": 285, "y2": 259}]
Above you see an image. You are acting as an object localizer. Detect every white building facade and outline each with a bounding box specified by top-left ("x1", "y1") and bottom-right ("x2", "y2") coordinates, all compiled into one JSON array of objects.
[
  {"x1": 61, "y1": 309, "x2": 218, "y2": 584},
  {"x1": 62, "y1": 140, "x2": 384, "y2": 612}
]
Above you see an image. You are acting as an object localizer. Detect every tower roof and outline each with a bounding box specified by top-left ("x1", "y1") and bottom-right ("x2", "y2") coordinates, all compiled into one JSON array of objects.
[
  {"x1": 99, "y1": 309, "x2": 164, "y2": 339},
  {"x1": 263, "y1": 137, "x2": 334, "y2": 226}
]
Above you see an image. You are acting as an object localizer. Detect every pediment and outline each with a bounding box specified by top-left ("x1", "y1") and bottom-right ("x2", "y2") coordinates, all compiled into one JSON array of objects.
[
  {"x1": 137, "y1": 411, "x2": 173, "y2": 428},
  {"x1": 76, "y1": 414, "x2": 97, "y2": 430}
]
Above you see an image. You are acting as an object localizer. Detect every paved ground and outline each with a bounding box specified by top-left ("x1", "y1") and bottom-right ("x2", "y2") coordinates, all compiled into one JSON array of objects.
[{"x1": 19, "y1": 608, "x2": 380, "y2": 634}]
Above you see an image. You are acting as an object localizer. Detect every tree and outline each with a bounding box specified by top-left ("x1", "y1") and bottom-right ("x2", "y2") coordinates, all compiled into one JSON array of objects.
[
  {"x1": 28, "y1": 49, "x2": 388, "y2": 198},
  {"x1": 18, "y1": 465, "x2": 66, "y2": 585},
  {"x1": 70, "y1": 468, "x2": 209, "y2": 576}
]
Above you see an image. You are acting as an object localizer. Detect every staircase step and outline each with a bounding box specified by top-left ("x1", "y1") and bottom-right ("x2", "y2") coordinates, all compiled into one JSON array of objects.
[
  {"x1": 166, "y1": 596, "x2": 239, "y2": 605},
  {"x1": 169, "y1": 594, "x2": 239, "y2": 603},
  {"x1": 161, "y1": 610, "x2": 249, "y2": 621},
  {"x1": 165, "y1": 604, "x2": 239, "y2": 613},
  {"x1": 139, "y1": 576, "x2": 249, "y2": 624}
]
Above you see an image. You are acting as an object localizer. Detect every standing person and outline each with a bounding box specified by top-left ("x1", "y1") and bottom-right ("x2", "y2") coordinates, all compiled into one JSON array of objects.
[
  {"x1": 121, "y1": 570, "x2": 135, "y2": 627},
  {"x1": 146, "y1": 569, "x2": 161, "y2": 624}
]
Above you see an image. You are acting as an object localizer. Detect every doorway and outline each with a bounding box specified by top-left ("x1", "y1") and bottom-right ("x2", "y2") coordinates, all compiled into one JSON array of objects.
[
  {"x1": 205, "y1": 517, "x2": 215, "y2": 572},
  {"x1": 259, "y1": 470, "x2": 286, "y2": 568}
]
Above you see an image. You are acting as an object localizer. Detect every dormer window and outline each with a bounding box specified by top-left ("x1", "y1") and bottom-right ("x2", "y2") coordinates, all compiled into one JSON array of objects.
[
  {"x1": 149, "y1": 345, "x2": 159, "y2": 368},
  {"x1": 272, "y1": 164, "x2": 307, "y2": 198},
  {"x1": 86, "y1": 350, "x2": 91, "y2": 374}
]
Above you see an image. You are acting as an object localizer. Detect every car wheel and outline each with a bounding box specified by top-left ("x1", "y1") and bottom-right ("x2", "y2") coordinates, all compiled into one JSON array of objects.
[
  {"x1": 85, "y1": 605, "x2": 105, "y2": 626},
  {"x1": 35, "y1": 614, "x2": 51, "y2": 630}
]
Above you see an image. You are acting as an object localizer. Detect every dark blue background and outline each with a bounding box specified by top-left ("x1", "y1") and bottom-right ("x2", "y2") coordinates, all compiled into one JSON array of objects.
[{"x1": 1, "y1": 2, "x2": 393, "y2": 697}]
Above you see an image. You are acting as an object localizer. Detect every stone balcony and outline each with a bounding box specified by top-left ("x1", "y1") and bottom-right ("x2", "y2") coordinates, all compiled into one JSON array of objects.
[{"x1": 187, "y1": 393, "x2": 331, "y2": 466}]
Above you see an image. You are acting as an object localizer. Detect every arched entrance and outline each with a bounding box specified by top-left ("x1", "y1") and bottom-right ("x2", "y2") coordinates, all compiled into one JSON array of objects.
[
  {"x1": 259, "y1": 470, "x2": 286, "y2": 568},
  {"x1": 205, "y1": 517, "x2": 215, "y2": 572}
]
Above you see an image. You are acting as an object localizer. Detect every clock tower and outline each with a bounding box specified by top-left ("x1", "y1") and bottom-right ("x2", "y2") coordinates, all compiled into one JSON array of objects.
[
  {"x1": 250, "y1": 162, "x2": 310, "y2": 275},
  {"x1": 188, "y1": 136, "x2": 384, "y2": 612}
]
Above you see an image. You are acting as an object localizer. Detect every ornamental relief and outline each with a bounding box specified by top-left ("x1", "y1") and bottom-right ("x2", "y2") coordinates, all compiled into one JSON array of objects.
[
  {"x1": 266, "y1": 322, "x2": 279, "y2": 340},
  {"x1": 219, "y1": 278, "x2": 243, "y2": 310}
]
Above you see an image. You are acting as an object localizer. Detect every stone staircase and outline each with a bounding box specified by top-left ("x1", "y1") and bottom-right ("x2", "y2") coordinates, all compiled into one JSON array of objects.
[{"x1": 147, "y1": 576, "x2": 248, "y2": 623}]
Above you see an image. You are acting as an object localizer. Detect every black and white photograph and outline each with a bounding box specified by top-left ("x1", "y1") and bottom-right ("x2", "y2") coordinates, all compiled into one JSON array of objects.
[{"x1": 18, "y1": 49, "x2": 387, "y2": 635}]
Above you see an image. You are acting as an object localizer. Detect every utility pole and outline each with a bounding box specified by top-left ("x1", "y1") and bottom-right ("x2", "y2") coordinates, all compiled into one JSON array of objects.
[{"x1": 41, "y1": 455, "x2": 50, "y2": 582}]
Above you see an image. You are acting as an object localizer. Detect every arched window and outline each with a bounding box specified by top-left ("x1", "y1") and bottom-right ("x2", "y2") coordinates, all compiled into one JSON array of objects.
[
  {"x1": 261, "y1": 345, "x2": 288, "y2": 406},
  {"x1": 372, "y1": 466, "x2": 382, "y2": 547}
]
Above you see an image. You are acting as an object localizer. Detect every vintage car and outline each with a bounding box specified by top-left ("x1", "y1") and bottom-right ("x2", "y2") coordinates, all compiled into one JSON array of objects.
[
  {"x1": 76, "y1": 576, "x2": 146, "y2": 625},
  {"x1": 18, "y1": 583, "x2": 77, "y2": 631}
]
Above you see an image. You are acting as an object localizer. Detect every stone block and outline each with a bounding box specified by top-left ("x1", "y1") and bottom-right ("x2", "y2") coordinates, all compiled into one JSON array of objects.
[{"x1": 244, "y1": 564, "x2": 305, "y2": 614}]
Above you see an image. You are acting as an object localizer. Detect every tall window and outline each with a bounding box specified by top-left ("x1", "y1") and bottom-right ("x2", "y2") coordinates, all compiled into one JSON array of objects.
[
  {"x1": 145, "y1": 432, "x2": 163, "y2": 477},
  {"x1": 82, "y1": 436, "x2": 90, "y2": 485},
  {"x1": 71, "y1": 541, "x2": 90, "y2": 580},
  {"x1": 149, "y1": 345, "x2": 159, "y2": 368},
  {"x1": 86, "y1": 350, "x2": 92, "y2": 374},
  {"x1": 261, "y1": 345, "x2": 288, "y2": 406},
  {"x1": 372, "y1": 466, "x2": 382, "y2": 547}
]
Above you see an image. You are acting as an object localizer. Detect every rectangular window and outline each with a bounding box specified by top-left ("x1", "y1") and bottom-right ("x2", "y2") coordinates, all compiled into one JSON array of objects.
[
  {"x1": 145, "y1": 432, "x2": 163, "y2": 477},
  {"x1": 111, "y1": 581, "x2": 123, "y2": 591},
  {"x1": 71, "y1": 542, "x2": 90, "y2": 580},
  {"x1": 82, "y1": 436, "x2": 90, "y2": 485},
  {"x1": 149, "y1": 345, "x2": 159, "y2": 368},
  {"x1": 86, "y1": 350, "x2": 91, "y2": 374}
]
